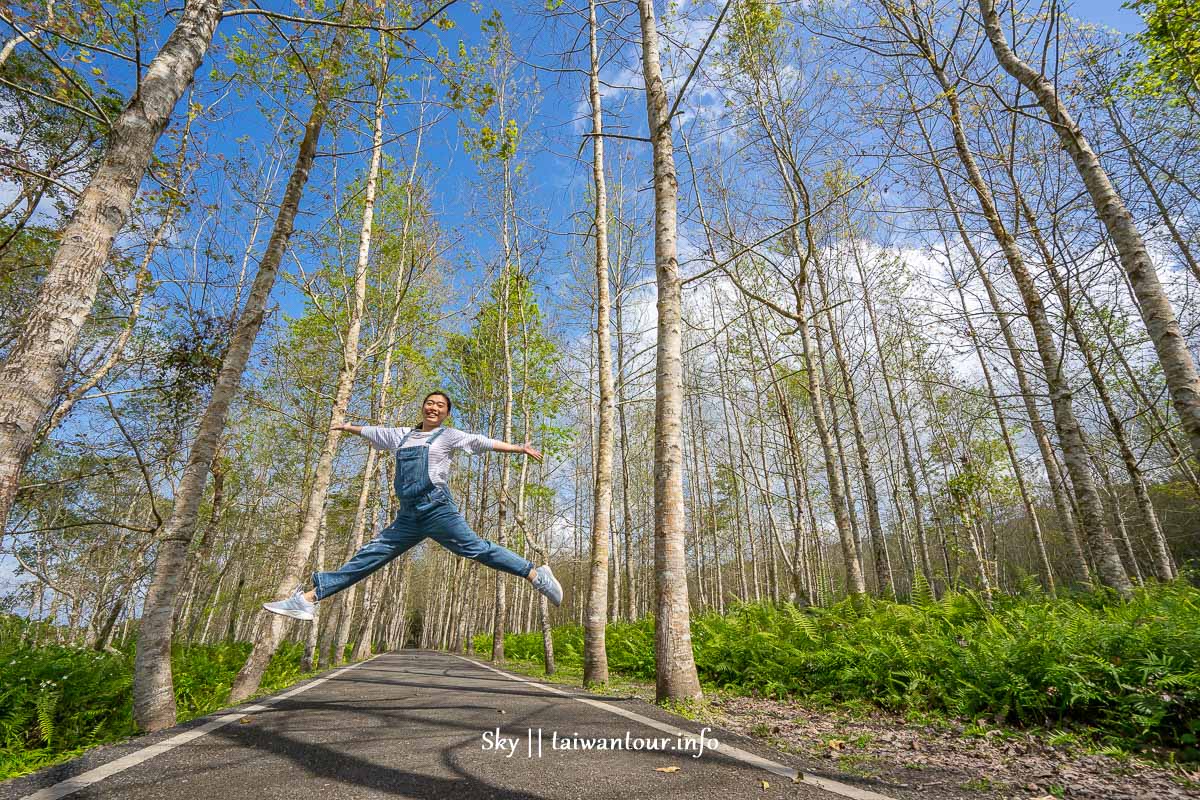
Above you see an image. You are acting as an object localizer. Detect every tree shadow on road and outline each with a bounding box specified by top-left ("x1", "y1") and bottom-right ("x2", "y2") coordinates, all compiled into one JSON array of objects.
[
  {"x1": 210, "y1": 720, "x2": 548, "y2": 799},
  {"x1": 326, "y1": 676, "x2": 572, "y2": 701}
]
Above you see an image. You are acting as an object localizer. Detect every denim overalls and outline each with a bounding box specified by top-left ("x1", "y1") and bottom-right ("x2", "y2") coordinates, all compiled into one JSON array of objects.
[{"x1": 311, "y1": 426, "x2": 535, "y2": 601}]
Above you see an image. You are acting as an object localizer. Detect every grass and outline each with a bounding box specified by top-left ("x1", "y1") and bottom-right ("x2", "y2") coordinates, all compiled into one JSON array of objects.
[
  {"x1": 833, "y1": 752, "x2": 882, "y2": 778},
  {"x1": 961, "y1": 776, "x2": 995, "y2": 791}
]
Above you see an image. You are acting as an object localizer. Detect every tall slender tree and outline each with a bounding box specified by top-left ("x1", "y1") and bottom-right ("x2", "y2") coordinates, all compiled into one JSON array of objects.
[
  {"x1": 636, "y1": 0, "x2": 702, "y2": 702},
  {"x1": 135, "y1": 2, "x2": 361, "y2": 729},
  {"x1": 583, "y1": 0, "x2": 615, "y2": 689}
]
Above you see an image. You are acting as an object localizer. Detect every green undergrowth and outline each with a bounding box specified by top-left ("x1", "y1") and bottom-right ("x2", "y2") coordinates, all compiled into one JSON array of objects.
[
  {"x1": 0, "y1": 631, "x2": 349, "y2": 780},
  {"x1": 474, "y1": 581, "x2": 1200, "y2": 758}
]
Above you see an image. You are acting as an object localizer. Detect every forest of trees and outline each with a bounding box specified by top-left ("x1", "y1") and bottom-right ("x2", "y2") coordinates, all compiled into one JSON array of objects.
[{"x1": 0, "y1": 0, "x2": 1198, "y2": 759}]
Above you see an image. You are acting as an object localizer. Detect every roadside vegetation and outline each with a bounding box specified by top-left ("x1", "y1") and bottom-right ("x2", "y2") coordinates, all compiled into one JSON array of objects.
[
  {"x1": 476, "y1": 581, "x2": 1200, "y2": 760},
  {"x1": 0, "y1": 621, "x2": 333, "y2": 779}
]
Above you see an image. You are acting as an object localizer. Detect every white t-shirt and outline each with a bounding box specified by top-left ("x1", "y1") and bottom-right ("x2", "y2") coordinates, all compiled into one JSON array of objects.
[{"x1": 360, "y1": 425, "x2": 499, "y2": 495}]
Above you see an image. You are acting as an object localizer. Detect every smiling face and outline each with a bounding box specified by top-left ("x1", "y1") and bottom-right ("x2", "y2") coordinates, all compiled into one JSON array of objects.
[{"x1": 420, "y1": 393, "x2": 450, "y2": 430}]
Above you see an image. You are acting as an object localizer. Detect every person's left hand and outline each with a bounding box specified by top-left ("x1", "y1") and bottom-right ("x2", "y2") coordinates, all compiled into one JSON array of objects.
[{"x1": 522, "y1": 443, "x2": 543, "y2": 462}]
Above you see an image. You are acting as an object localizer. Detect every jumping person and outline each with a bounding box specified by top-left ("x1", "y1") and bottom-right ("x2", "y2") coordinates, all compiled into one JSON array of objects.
[{"x1": 263, "y1": 390, "x2": 563, "y2": 621}]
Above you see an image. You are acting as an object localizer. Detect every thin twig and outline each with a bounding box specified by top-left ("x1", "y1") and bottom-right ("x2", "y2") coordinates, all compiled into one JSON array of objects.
[
  {"x1": 219, "y1": 0, "x2": 458, "y2": 33},
  {"x1": 663, "y1": 0, "x2": 732, "y2": 129}
]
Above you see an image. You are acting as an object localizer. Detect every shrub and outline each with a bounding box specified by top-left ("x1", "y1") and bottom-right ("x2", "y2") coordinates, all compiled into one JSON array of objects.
[
  {"x1": 479, "y1": 581, "x2": 1200, "y2": 752},
  {"x1": 0, "y1": 632, "x2": 316, "y2": 779}
]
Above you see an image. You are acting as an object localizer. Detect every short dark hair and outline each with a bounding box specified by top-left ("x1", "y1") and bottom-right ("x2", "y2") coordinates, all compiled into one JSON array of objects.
[{"x1": 423, "y1": 391, "x2": 453, "y2": 414}]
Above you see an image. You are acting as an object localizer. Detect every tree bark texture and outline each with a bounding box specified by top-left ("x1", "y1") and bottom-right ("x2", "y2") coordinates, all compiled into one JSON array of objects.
[{"x1": 636, "y1": 0, "x2": 702, "y2": 702}]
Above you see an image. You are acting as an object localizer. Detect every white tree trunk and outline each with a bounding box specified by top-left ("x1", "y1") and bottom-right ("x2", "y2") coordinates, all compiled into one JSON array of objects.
[
  {"x1": 230, "y1": 43, "x2": 386, "y2": 701},
  {"x1": 132, "y1": 14, "x2": 354, "y2": 727},
  {"x1": 921, "y1": 57, "x2": 1132, "y2": 597},
  {"x1": 583, "y1": 0, "x2": 614, "y2": 688},
  {"x1": 636, "y1": 0, "x2": 702, "y2": 702}
]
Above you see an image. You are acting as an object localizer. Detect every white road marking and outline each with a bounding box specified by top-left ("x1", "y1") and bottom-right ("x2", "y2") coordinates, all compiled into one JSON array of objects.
[
  {"x1": 20, "y1": 656, "x2": 378, "y2": 800},
  {"x1": 451, "y1": 653, "x2": 898, "y2": 800}
]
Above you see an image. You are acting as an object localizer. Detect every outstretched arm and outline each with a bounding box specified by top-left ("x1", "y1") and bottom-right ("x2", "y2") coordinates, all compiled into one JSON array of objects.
[
  {"x1": 491, "y1": 439, "x2": 543, "y2": 461},
  {"x1": 332, "y1": 422, "x2": 407, "y2": 450}
]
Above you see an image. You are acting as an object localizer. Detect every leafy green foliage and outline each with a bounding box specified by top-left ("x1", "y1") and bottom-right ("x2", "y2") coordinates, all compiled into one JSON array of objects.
[
  {"x1": 478, "y1": 583, "x2": 1200, "y2": 752},
  {"x1": 1125, "y1": 0, "x2": 1200, "y2": 105},
  {"x1": 722, "y1": 0, "x2": 787, "y2": 80},
  {"x1": 442, "y1": 267, "x2": 567, "y2": 461},
  {"x1": 0, "y1": 628, "x2": 317, "y2": 779}
]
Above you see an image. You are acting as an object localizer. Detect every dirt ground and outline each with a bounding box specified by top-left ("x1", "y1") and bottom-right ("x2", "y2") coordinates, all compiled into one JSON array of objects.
[
  {"x1": 707, "y1": 693, "x2": 1200, "y2": 800},
  {"x1": 494, "y1": 657, "x2": 1200, "y2": 800}
]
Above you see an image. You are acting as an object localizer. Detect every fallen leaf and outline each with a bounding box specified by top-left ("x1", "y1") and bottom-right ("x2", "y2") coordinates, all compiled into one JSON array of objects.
[
  {"x1": 760, "y1": 779, "x2": 770, "y2": 789},
  {"x1": 655, "y1": 766, "x2": 681, "y2": 773},
  {"x1": 239, "y1": 717, "x2": 252, "y2": 724},
  {"x1": 828, "y1": 739, "x2": 845, "y2": 751}
]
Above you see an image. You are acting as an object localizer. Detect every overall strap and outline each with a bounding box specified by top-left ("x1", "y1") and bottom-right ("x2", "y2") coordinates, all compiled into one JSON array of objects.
[{"x1": 396, "y1": 425, "x2": 446, "y2": 450}]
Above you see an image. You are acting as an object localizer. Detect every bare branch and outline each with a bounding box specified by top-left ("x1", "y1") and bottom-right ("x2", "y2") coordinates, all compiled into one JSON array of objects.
[{"x1": 219, "y1": 0, "x2": 459, "y2": 34}]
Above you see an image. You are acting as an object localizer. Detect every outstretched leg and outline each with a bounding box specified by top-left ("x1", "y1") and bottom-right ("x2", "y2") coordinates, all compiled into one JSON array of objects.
[
  {"x1": 312, "y1": 511, "x2": 425, "y2": 601},
  {"x1": 264, "y1": 512, "x2": 424, "y2": 620},
  {"x1": 424, "y1": 495, "x2": 563, "y2": 606}
]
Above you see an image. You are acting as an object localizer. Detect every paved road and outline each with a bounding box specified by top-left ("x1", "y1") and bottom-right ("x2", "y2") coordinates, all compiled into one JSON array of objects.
[{"x1": 3, "y1": 650, "x2": 900, "y2": 800}]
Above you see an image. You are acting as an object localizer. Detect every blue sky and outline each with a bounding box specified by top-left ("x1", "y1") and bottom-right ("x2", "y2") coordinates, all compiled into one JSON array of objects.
[
  {"x1": 1086, "y1": 0, "x2": 1143, "y2": 32},
  {"x1": 86, "y1": 0, "x2": 1151, "y2": 339}
]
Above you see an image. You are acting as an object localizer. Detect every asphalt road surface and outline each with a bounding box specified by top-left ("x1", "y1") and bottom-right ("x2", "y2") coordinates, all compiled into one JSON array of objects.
[{"x1": 3, "y1": 650, "x2": 901, "y2": 800}]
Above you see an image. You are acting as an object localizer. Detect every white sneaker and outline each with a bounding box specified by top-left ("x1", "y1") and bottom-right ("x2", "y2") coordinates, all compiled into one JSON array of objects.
[
  {"x1": 263, "y1": 587, "x2": 315, "y2": 621},
  {"x1": 532, "y1": 565, "x2": 563, "y2": 607}
]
